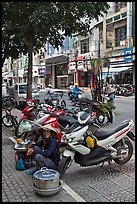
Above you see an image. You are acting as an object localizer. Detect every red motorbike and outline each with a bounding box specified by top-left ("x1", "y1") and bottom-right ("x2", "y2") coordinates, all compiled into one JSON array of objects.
[{"x1": 15, "y1": 99, "x2": 53, "y2": 138}]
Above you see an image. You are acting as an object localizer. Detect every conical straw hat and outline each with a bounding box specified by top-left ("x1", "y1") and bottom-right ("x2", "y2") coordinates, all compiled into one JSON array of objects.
[
  {"x1": 106, "y1": 86, "x2": 115, "y2": 94},
  {"x1": 23, "y1": 119, "x2": 57, "y2": 133}
]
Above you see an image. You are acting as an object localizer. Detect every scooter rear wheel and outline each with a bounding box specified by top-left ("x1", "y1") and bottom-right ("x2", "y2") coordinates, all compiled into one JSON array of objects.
[{"x1": 113, "y1": 139, "x2": 133, "y2": 165}]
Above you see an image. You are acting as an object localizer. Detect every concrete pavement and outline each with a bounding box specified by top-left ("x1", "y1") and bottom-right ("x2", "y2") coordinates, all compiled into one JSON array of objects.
[{"x1": 2, "y1": 126, "x2": 78, "y2": 202}]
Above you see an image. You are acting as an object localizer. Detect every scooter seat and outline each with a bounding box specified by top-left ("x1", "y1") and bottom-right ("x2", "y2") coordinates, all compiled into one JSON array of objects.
[
  {"x1": 93, "y1": 121, "x2": 129, "y2": 140},
  {"x1": 58, "y1": 115, "x2": 78, "y2": 126},
  {"x1": 62, "y1": 124, "x2": 83, "y2": 134}
]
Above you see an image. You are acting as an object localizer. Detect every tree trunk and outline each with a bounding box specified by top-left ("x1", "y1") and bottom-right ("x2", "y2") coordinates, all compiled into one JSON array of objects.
[{"x1": 27, "y1": 40, "x2": 33, "y2": 99}]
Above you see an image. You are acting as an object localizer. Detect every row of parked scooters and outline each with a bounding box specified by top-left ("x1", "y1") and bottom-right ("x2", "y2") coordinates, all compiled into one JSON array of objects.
[
  {"x1": 2, "y1": 90, "x2": 135, "y2": 178},
  {"x1": 109, "y1": 84, "x2": 134, "y2": 97}
]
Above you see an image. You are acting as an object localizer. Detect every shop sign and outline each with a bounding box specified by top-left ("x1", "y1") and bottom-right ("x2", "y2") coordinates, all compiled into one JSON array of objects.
[
  {"x1": 2, "y1": 71, "x2": 13, "y2": 78},
  {"x1": 68, "y1": 56, "x2": 86, "y2": 72},
  {"x1": 110, "y1": 50, "x2": 124, "y2": 65},
  {"x1": 77, "y1": 56, "x2": 85, "y2": 71},
  {"x1": 68, "y1": 61, "x2": 76, "y2": 74},
  {"x1": 124, "y1": 48, "x2": 133, "y2": 62},
  {"x1": 68, "y1": 57, "x2": 76, "y2": 73},
  {"x1": 38, "y1": 67, "x2": 46, "y2": 76}
]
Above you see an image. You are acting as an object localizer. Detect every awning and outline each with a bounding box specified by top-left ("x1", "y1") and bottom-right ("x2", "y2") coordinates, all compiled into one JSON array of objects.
[
  {"x1": 46, "y1": 55, "x2": 68, "y2": 65},
  {"x1": 57, "y1": 75, "x2": 68, "y2": 78},
  {"x1": 108, "y1": 66, "x2": 132, "y2": 72},
  {"x1": 102, "y1": 66, "x2": 132, "y2": 73},
  {"x1": 110, "y1": 62, "x2": 133, "y2": 69}
]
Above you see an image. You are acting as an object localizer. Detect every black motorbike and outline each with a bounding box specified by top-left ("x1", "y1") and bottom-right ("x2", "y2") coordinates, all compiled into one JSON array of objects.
[
  {"x1": 78, "y1": 97, "x2": 116, "y2": 124},
  {"x1": 2, "y1": 95, "x2": 15, "y2": 110}
]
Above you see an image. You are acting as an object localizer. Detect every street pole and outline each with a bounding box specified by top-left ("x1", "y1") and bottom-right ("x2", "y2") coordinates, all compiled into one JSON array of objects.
[
  {"x1": 74, "y1": 41, "x2": 78, "y2": 84},
  {"x1": 107, "y1": 46, "x2": 113, "y2": 85},
  {"x1": 98, "y1": 40, "x2": 102, "y2": 101}
]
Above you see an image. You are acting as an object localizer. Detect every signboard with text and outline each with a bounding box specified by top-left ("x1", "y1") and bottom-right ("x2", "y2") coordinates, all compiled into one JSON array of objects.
[
  {"x1": 38, "y1": 67, "x2": 46, "y2": 76},
  {"x1": 124, "y1": 48, "x2": 133, "y2": 62}
]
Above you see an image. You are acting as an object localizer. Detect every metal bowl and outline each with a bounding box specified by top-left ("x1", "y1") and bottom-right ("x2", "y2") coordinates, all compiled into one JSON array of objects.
[
  {"x1": 33, "y1": 180, "x2": 63, "y2": 196},
  {"x1": 13, "y1": 143, "x2": 28, "y2": 152}
]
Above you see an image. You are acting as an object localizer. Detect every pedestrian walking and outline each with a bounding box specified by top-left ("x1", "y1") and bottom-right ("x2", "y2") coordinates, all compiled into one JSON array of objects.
[{"x1": 105, "y1": 85, "x2": 115, "y2": 105}]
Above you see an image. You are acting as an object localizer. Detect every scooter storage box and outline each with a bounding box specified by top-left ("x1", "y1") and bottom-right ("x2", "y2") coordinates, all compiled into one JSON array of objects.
[{"x1": 74, "y1": 146, "x2": 111, "y2": 166}]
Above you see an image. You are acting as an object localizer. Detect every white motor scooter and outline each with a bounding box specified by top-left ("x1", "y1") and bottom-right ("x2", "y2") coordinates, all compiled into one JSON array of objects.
[{"x1": 58, "y1": 118, "x2": 135, "y2": 178}]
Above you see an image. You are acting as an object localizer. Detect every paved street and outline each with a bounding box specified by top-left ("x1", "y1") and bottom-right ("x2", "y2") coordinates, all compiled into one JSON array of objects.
[{"x1": 2, "y1": 95, "x2": 135, "y2": 202}]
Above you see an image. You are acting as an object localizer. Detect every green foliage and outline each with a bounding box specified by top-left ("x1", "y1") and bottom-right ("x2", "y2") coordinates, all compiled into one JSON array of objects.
[
  {"x1": 2, "y1": 2, "x2": 109, "y2": 63},
  {"x1": 2, "y1": 2, "x2": 109, "y2": 99},
  {"x1": 95, "y1": 101, "x2": 119, "y2": 117}
]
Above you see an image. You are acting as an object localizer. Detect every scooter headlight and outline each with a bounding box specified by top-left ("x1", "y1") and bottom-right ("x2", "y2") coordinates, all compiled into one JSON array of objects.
[{"x1": 98, "y1": 115, "x2": 104, "y2": 120}]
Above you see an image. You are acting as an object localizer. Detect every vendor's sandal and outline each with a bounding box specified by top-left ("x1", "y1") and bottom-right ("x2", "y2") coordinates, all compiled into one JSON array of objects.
[{"x1": 26, "y1": 168, "x2": 38, "y2": 175}]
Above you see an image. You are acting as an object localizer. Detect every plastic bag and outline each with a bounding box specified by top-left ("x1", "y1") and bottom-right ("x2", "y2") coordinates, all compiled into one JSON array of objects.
[
  {"x1": 15, "y1": 154, "x2": 26, "y2": 171},
  {"x1": 18, "y1": 120, "x2": 32, "y2": 133}
]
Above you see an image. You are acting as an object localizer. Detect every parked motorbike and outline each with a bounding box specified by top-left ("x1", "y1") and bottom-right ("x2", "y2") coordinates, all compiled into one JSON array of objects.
[
  {"x1": 57, "y1": 119, "x2": 135, "y2": 178},
  {"x1": 15, "y1": 99, "x2": 52, "y2": 138},
  {"x1": 2, "y1": 95, "x2": 15, "y2": 110},
  {"x1": 20, "y1": 106, "x2": 101, "y2": 146},
  {"x1": 115, "y1": 87, "x2": 133, "y2": 97},
  {"x1": 44, "y1": 91, "x2": 66, "y2": 108},
  {"x1": 78, "y1": 97, "x2": 116, "y2": 124}
]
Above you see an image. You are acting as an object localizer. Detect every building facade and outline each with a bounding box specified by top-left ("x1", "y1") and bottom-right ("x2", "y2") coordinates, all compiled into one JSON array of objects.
[
  {"x1": 102, "y1": 2, "x2": 135, "y2": 85},
  {"x1": 2, "y1": 2, "x2": 135, "y2": 88}
]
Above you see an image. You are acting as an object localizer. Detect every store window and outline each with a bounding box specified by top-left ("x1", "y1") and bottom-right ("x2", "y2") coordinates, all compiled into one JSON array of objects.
[
  {"x1": 115, "y1": 2, "x2": 127, "y2": 13},
  {"x1": 80, "y1": 38, "x2": 89, "y2": 54},
  {"x1": 115, "y1": 25, "x2": 127, "y2": 47}
]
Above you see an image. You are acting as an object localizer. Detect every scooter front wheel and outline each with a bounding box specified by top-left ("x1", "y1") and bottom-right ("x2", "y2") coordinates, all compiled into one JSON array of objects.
[
  {"x1": 2, "y1": 115, "x2": 13, "y2": 127},
  {"x1": 113, "y1": 139, "x2": 133, "y2": 165},
  {"x1": 57, "y1": 156, "x2": 71, "y2": 179}
]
